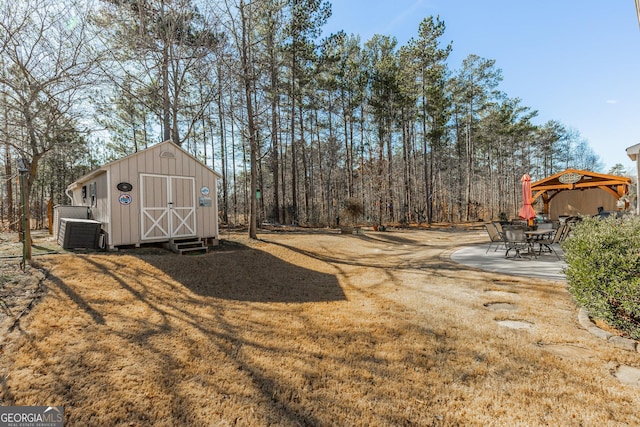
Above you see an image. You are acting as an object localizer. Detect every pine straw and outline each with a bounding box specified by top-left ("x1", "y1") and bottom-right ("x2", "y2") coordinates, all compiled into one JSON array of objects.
[{"x1": 1, "y1": 229, "x2": 639, "y2": 426}]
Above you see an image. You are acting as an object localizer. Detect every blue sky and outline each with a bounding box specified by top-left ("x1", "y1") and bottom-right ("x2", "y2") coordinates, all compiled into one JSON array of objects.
[{"x1": 322, "y1": 0, "x2": 640, "y2": 174}]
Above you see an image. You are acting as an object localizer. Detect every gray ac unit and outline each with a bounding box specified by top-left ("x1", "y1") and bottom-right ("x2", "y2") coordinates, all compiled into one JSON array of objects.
[{"x1": 57, "y1": 218, "x2": 102, "y2": 249}]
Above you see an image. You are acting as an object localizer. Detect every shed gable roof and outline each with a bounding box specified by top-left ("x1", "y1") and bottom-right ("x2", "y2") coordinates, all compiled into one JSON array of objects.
[{"x1": 68, "y1": 140, "x2": 221, "y2": 189}]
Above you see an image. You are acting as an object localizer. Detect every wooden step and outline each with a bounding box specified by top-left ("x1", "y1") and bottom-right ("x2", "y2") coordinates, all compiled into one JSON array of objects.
[{"x1": 166, "y1": 238, "x2": 208, "y2": 255}]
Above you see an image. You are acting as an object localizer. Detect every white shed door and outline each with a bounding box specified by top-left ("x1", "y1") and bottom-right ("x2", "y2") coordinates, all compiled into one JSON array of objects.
[{"x1": 140, "y1": 174, "x2": 196, "y2": 240}]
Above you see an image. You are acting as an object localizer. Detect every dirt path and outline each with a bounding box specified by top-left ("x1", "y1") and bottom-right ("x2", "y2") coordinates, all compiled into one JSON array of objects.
[{"x1": 0, "y1": 229, "x2": 639, "y2": 426}]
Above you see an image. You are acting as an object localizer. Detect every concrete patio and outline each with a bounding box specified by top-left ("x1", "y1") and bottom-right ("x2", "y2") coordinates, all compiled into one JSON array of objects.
[{"x1": 451, "y1": 242, "x2": 567, "y2": 281}]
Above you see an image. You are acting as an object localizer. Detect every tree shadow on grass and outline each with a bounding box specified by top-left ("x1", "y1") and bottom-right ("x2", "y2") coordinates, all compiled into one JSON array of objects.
[
  {"x1": 45, "y1": 274, "x2": 106, "y2": 325},
  {"x1": 262, "y1": 232, "x2": 466, "y2": 275},
  {"x1": 5, "y1": 237, "x2": 633, "y2": 425},
  {"x1": 354, "y1": 231, "x2": 423, "y2": 245},
  {"x1": 26, "y1": 248, "x2": 345, "y2": 425},
  {"x1": 135, "y1": 241, "x2": 346, "y2": 303}
]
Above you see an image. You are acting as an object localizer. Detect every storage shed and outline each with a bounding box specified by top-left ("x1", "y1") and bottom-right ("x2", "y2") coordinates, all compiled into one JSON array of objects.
[
  {"x1": 530, "y1": 169, "x2": 631, "y2": 220},
  {"x1": 65, "y1": 140, "x2": 221, "y2": 250}
]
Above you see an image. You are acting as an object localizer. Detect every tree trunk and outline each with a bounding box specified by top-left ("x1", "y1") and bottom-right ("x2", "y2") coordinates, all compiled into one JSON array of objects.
[
  {"x1": 162, "y1": 40, "x2": 171, "y2": 143},
  {"x1": 4, "y1": 141, "x2": 13, "y2": 230},
  {"x1": 217, "y1": 65, "x2": 229, "y2": 224},
  {"x1": 299, "y1": 104, "x2": 310, "y2": 223},
  {"x1": 270, "y1": 54, "x2": 281, "y2": 224},
  {"x1": 240, "y1": 0, "x2": 258, "y2": 238},
  {"x1": 386, "y1": 117, "x2": 394, "y2": 222},
  {"x1": 290, "y1": 58, "x2": 298, "y2": 224},
  {"x1": 402, "y1": 118, "x2": 410, "y2": 224}
]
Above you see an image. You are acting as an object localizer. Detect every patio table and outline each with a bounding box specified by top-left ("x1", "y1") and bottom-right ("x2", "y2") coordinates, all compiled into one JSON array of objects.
[
  {"x1": 526, "y1": 229, "x2": 555, "y2": 255},
  {"x1": 525, "y1": 229, "x2": 555, "y2": 238},
  {"x1": 504, "y1": 228, "x2": 536, "y2": 259}
]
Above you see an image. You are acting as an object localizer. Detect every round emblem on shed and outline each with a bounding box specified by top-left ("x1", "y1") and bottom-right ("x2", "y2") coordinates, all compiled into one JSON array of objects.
[
  {"x1": 117, "y1": 182, "x2": 133, "y2": 192},
  {"x1": 200, "y1": 186, "x2": 210, "y2": 196},
  {"x1": 119, "y1": 193, "x2": 132, "y2": 205}
]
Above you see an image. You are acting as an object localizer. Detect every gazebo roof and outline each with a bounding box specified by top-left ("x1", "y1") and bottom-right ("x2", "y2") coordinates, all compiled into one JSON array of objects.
[{"x1": 531, "y1": 168, "x2": 631, "y2": 202}]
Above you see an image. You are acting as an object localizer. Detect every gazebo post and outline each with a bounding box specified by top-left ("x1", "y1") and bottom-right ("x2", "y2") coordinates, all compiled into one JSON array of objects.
[{"x1": 542, "y1": 193, "x2": 549, "y2": 218}]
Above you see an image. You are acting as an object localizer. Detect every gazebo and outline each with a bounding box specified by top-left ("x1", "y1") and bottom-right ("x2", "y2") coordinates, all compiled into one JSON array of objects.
[{"x1": 530, "y1": 169, "x2": 631, "y2": 220}]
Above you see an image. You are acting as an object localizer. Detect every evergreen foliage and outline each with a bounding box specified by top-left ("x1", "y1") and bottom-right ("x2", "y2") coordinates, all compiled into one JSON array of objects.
[
  {"x1": 563, "y1": 216, "x2": 640, "y2": 340},
  {"x1": 0, "y1": 0, "x2": 614, "y2": 238}
]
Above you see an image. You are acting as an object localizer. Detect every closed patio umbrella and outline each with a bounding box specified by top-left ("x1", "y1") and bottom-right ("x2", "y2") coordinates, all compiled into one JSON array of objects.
[{"x1": 519, "y1": 174, "x2": 536, "y2": 225}]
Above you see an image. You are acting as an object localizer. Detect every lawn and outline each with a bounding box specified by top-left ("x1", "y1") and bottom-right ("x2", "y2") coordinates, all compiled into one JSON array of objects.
[{"x1": 0, "y1": 229, "x2": 639, "y2": 426}]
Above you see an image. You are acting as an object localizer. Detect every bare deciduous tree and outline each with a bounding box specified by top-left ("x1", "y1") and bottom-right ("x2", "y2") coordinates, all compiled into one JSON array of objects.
[{"x1": 0, "y1": 0, "x2": 100, "y2": 259}]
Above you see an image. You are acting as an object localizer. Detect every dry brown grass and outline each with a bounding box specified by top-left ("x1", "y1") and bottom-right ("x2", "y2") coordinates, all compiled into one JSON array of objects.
[{"x1": 1, "y1": 229, "x2": 639, "y2": 426}]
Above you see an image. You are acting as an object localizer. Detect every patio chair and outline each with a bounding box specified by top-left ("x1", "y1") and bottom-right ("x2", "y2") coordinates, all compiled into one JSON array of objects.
[
  {"x1": 484, "y1": 223, "x2": 505, "y2": 253},
  {"x1": 536, "y1": 222, "x2": 553, "y2": 230},
  {"x1": 536, "y1": 223, "x2": 565, "y2": 260},
  {"x1": 559, "y1": 223, "x2": 572, "y2": 242},
  {"x1": 504, "y1": 228, "x2": 535, "y2": 259}
]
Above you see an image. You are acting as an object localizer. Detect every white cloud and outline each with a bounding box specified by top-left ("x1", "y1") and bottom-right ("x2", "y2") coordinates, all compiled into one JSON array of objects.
[{"x1": 383, "y1": 0, "x2": 429, "y2": 35}]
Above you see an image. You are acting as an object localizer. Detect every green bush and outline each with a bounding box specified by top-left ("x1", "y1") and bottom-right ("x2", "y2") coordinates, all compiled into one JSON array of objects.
[{"x1": 562, "y1": 216, "x2": 640, "y2": 340}]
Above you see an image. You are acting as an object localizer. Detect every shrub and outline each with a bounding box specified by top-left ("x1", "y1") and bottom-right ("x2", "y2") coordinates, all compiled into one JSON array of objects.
[
  {"x1": 342, "y1": 198, "x2": 364, "y2": 225},
  {"x1": 562, "y1": 216, "x2": 640, "y2": 339}
]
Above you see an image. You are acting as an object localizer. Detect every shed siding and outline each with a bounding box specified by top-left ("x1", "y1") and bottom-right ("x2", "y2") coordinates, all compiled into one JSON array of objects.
[
  {"x1": 66, "y1": 173, "x2": 108, "y2": 224},
  {"x1": 109, "y1": 152, "x2": 129, "y2": 245},
  {"x1": 108, "y1": 143, "x2": 219, "y2": 247},
  {"x1": 194, "y1": 164, "x2": 218, "y2": 240},
  {"x1": 92, "y1": 173, "x2": 110, "y2": 228},
  {"x1": 67, "y1": 141, "x2": 219, "y2": 248}
]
